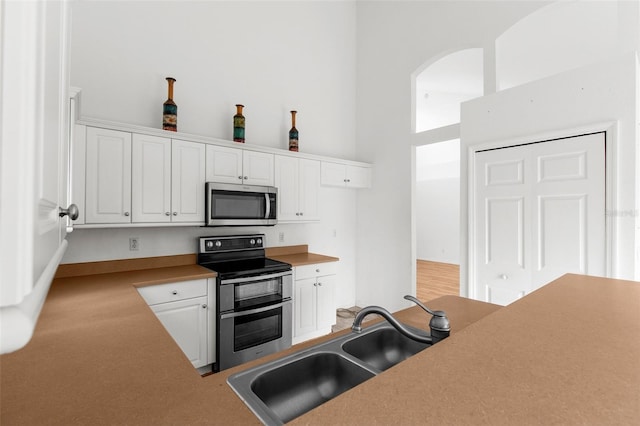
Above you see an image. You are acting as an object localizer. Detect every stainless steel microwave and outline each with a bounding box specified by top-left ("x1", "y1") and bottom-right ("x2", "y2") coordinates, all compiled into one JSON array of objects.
[{"x1": 205, "y1": 182, "x2": 277, "y2": 226}]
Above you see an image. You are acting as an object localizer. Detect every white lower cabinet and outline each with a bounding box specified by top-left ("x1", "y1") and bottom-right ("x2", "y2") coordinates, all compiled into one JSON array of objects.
[
  {"x1": 293, "y1": 262, "x2": 337, "y2": 344},
  {"x1": 137, "y1": 278, "x2": 215, "y2": 369}
]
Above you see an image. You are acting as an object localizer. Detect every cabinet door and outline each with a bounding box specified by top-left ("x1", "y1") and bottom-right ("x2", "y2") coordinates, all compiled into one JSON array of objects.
[
  {"x1": 205, "y1": 145, "x2": 243, "y2": 184},
  {"x1": 1, "y1": 0, "x2": 72, "y2": 353},
  {"x1": 294, "y1": 277, "x2": 317, "y2": 337},
  {"x1": 172, "y1": 139, "x2": 205, "y2": 223},
  {"x1": 243, "y1": 151, "x2": 274, "y2": 186},
  {"x1": 346, "y1": 165, "x2": 372, "y2": 188},
  {"x1": 320, "y1": 161, "x2": 346, "y2": 187},
  {"x1": 315, "y1": 274, "x2": 336, "y2": 330},
  {"x1": 274, "y1": 155, "x2": 299, "y2": 221},
  {"x1": 298, "y1": 159, "x2": 321, "y2": 220},
  {"x1": 150, "y1": 296, "x2": 208, "y2": 368},
  {"x1": 85, "y1": 127, "x2": 132, "y2": 223},
  {"x1": 132, "y1": 134, "x2": 171, "y2": 223}
]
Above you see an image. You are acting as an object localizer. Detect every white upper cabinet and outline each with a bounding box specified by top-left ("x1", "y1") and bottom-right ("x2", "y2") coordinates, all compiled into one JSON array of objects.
[
  {"x1": 321, "y1": 162, "x2": 372, "y2": 188},
  {"x1": 206, "y1": 145, "x2": 274, "y2": 187},
  {"x1": 204, "y1": 144, "x2": 242, "y2": 184},
  {"x1": 1, "y1": 0, "x2": 73, "y2": 354},
  {"x1": 132, "y1": 134, "x2": 172, "y2": 223},
  {"x1": 85, "y1": 127, "x2": 132, "y2": 223},
  {"x1": 73, "y1": 119, "x2": 371, "y2": 228},
  {"x1": 171, "y1": 139, "x2": 206, "y2": 223},
  {"x1": 275, "y1": 156, "x2": 320, "y2": 222},
  {"x1": 131, "y1": 136, "x2": 205, "y2": 224}
]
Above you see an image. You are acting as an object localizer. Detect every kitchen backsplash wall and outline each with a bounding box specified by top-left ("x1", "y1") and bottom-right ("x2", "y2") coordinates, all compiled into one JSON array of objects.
[{"x1": 62, "y1": 187, "x2": 358, "y2": 309}]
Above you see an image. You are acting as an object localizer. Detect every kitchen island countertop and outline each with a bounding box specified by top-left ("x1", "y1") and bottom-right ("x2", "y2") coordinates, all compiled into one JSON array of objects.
[{"x1": 1, "y1": 271, "x2": 639, "y2": 424}]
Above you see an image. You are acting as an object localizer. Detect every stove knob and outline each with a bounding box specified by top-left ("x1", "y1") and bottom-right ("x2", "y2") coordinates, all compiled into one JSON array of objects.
[
  {"x1": 256, "y1": 238, "x2": 262, "y2": 245},
  {"x1": 250, "y1": 239, "x2": 256, "y2": 245},
  {"x1": 205, "y1": 241, "x2": 214, "y2": 250},
  {"x1": 215, "y1": 240, "x2": 222, "y2": 248}
]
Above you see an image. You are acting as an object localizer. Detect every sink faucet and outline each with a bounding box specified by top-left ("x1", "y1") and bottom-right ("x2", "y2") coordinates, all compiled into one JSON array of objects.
[{"x1": 351, "y1": 295, "x2": 450, "y2": 344}]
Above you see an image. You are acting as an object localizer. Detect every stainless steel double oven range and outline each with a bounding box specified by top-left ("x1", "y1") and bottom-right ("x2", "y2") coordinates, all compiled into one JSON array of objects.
[{"x1": 198, "y1": 234, "x2": 292, "y2": 372}]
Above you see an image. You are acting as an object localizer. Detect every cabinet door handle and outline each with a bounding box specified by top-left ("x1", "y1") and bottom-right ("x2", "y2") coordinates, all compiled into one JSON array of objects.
[
  {"x1": 317, "y1": 282, "x2": 322, "y2": 287},
  {"x1": 202, "y1": 304, "x2": 207, "y2": 309},
  {"x1": 59, "y1": 204, "x2": 79, "y2": 220},
  {"x1": 243, "y1": 176, "x2": 248, "y2": 180},
  {"x1": 124, "y1": 212, "x2": 130, "y2": 217},
  {"x1": 316, "y1": 269, "x2": 320, "y2": 273},
  {"x1": 238, "y1": 176, "x2": 243, "y2": 180},
  {"x1": 165, "y1": 212, "x2": 170, "y2": 216},
  {"x1": 172, "y1": 212, "x2": 178, "y2": 216},
  {"x1": 171, "y1": 290, "x2": 178, "y2": 295}
]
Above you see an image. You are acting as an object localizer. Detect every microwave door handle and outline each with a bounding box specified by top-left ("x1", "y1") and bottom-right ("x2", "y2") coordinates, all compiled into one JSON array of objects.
[{"x1": 264, "y1": 193, "x2": 271, "y2": 219}]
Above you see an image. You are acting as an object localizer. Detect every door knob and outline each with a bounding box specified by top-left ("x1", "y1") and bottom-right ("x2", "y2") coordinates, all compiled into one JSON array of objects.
[{"x1": 59, "y1": 204, "x2": 79, "y2": 220}]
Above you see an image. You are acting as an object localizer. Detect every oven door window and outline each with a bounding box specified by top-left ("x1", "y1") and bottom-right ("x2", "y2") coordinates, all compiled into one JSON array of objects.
[
  {"x1": 234, "y1": 306, "x2": 283, "y2": 352},
  {"x1": 235, "y1": 277, "x2": 282, "y2": 311}
]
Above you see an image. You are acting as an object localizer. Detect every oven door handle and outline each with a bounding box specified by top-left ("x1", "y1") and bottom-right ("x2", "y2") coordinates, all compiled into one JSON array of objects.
[
  {"x1": 220, "y1": 270, "x2": 291, "y2": 285},
  {"x1": 220, "y1": 299, "x2": 291, "y2": 320}
]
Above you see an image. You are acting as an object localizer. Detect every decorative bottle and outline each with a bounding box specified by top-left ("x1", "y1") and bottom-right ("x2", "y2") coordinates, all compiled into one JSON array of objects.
[
  {"x1": 233, "y1": 104, "x2": 245, "y2": 143},
  {"x1": 288, "y1": 110, "x2": 299, "y2": 152},
  {"x1": 162, "y1": 77, "x2": 177, "y2": 132}
]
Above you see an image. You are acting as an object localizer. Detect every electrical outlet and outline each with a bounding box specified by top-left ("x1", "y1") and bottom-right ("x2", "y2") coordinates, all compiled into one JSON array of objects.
[
  {"x1": 129, "y1": 237, "x2": 140, "y2": 251},
  {"x1": 278, "y1": 232, "x2": 285, "y2": 243}
]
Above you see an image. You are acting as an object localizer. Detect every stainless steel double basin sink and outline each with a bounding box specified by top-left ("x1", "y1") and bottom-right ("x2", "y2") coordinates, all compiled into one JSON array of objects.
[{"x1": 227, "y1": 322, "x2": 431, "y2": 425}]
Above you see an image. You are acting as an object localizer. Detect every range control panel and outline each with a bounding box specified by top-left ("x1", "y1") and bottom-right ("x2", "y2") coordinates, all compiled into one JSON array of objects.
[{"x1": 199, "y1": 234, "x2": 265, "y2": 253}]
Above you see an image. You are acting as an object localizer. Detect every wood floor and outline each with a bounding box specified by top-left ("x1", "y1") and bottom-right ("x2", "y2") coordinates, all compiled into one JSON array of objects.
[
  {"x1": 416, "y1": 260, "x2": 459, "y2": 302},
  {"x1": 332, "y1": 260, "x2": 460, "y2": 332}
]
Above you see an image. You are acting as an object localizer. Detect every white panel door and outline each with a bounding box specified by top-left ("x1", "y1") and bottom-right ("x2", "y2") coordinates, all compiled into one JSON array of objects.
[
  {"x1": 475, "y1": 148, "x2": 530, "y2": 305},
  {"x1": 475, "y1": 132, "x2": 605, "y2": 305},
  {"x1": 171, "y1": 139, "x2": 205, "y2": 223},
  {"x1": 531, "y1": 133, "x2": 605, "y2": 289},
  {"x1": 132, "y1": 134, "x2": 171, "y2": 223},
  {"x1": 85, "y1": 127, "x2": 132, "y2": 223}
]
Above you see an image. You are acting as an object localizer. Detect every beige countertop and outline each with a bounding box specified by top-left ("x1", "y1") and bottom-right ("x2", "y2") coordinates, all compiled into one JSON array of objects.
[
  {"x1": 265, "y1": 245, "x2": 340, "y2": 266},
  {"x1": 2, "y1": 265, "x2": 639, "y2": 424}
]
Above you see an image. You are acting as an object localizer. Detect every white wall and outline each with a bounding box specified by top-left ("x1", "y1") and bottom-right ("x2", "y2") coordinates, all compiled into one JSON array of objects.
[
  {"x1": 65, "y1": 1, "x2": 359, "y2": 308},
  {"x1": 355, "y1": 0, "x2": 546, "y2": 312},
  {"x1": 496, "y1": 0, "x2": 626, "y2": 90},
  {"x1": 415, "y1": 178, "x2": 460, "y2": 263},
  {"x1": 460, "y1": 54, "x2": 639, "y2": 293},
  {"x1": 415, "y1": 140, "x2": 460, "y2": 264},
  {"x1": 70, "y1": 1, "x2": 356, "y2": 160}
]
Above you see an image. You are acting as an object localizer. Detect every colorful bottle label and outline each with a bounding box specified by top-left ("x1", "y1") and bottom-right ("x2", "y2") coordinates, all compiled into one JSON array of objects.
[
  {"x1": 289, "y1": 129, "x2": 299, "y2": 152},
  {"x1": 233, "y1": 115, "x2": 245, "y2": 142},
  {"x1": 163, "y1": 104, "x2": 177, "y2": 131}
]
